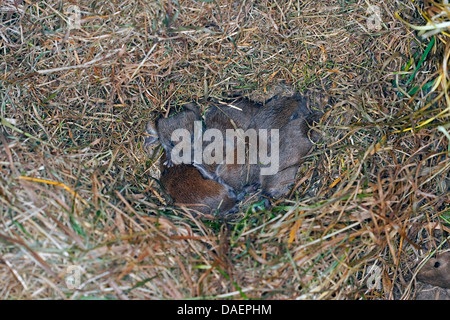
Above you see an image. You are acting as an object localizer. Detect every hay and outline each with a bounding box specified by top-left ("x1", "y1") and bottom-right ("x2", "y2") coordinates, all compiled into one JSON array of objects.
[{"x1": 0, "y1": 0, "x2": 449, "y2": 299}]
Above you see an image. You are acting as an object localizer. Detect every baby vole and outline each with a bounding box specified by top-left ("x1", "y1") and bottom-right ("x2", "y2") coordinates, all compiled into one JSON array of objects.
[
  {"x1": 260, "y1": 112, "x2": 322, "y2": 197},
  {"x1": 417, "y1": 252, "x2": 450, "y2": 289},
  {"x1": 233, "y1": 94, "x2": 320, "y2": 197},
  {"x1": 159, "y1": 163, "x2": 237, "y2": 216},
  {"x1": 145, "y1": 103, "x2": 201, "y2": 166}
]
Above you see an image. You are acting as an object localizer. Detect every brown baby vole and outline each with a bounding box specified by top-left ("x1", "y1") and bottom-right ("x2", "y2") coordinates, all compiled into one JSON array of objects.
[
  {"x1": 159, "y1": 163, "x2": 237, "y2": 216},
  {"x1": 145, "y1": 103, "x2": 201, "y2": 167},
  {"x1": 417, "y1": 252, "x2": 450, "y2": 289}
]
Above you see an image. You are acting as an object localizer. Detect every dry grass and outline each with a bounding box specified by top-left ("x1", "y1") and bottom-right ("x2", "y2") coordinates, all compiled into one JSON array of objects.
[{"x1": 0, "y1": 0, "x2": 449, "y2": 299}]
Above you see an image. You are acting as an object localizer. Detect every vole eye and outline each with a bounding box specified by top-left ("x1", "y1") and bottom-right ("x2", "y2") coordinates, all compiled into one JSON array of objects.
[
  {"x1": 290, "y1": 112, "x2": 298, "y2": 120},
  {"x1": 434, "y1": 261, "x2": 440, "y2": 268}
]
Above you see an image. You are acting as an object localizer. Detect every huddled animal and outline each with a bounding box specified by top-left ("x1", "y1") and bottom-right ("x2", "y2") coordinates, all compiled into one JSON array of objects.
[{"x1": 145, "y1": 90, "x2": 323, "y2": 216}]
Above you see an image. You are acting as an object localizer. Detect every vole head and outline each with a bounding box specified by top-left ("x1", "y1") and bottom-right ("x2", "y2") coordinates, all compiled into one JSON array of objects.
[
  {"x1": 145, "y1": 103, "x2": 202, "y2": 167},
  {"x1": 417, "y1": 252, "x2": 450, "y2": 289},
  {"x1": 260, "y1": 165, "x2": 299, "y2": 198},
  {"x1": 144, "y1": 103, "x2": 202, "y2": 145}
]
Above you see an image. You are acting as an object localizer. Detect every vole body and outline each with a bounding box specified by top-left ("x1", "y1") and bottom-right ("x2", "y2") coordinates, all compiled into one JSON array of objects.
[
  {"x1": 417, "y1": 252, "x2": 450, "y2": 289},
  {"x1": 202, "y1": 99, "x2": 261, "y2": 175},
  {"x1": 214, "y1": 145, "x2": 260, "y2": 196},
  {"x1": 249, "y1": 93, "x2": 311, "y2": 130},
  {"x1": 216, "y1": 93, "x2": 322, "y2": 197},
  {"x1": 144, "y1": 90, "x2": 324, "y2": 214},
  {"x1": 260, "y1": 112, "x2": 322, "y2": 197},
  {"x1": 159, "y1": 163, "x2": 237, "y2": 216},
  {"x1": 205, "y1": 98, "x2": 261, "y2": 135}
]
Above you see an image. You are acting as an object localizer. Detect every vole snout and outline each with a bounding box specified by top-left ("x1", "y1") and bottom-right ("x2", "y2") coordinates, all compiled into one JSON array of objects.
[{"x1": 144, "y1": 120, "x2": 159, "y2": 146}]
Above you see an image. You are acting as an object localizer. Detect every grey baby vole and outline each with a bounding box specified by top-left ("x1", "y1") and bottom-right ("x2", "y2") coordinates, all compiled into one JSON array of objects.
[
  {"x1": 215, "y1": 93, "x2": 321, "y2": 198},
  {"x1": 417, "y1": 252, "x2": 450, "y2": 289},
  {"x1": 260, "y1": 112, "x2": 322, "y2": 197},
  {"x1": 145, "y1": 103, "x2": 201, "y2": 167},
  {"x1": 196, "y1": 98, "x2": 262, "y2": 195}
]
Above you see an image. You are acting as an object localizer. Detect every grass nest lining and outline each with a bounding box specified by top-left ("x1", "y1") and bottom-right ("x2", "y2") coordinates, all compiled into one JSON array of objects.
[{"x1": 0, "y1": 0, "x2": 449, "y2": 299}]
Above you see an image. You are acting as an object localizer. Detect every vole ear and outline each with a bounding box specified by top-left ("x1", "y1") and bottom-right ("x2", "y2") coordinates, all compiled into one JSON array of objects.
[
  {"x1": 183, "y1": 102, "x2": 202, "y2": 117},
  {"x1": 144, "y1": 120, "x2": 159, "y2": 146}
]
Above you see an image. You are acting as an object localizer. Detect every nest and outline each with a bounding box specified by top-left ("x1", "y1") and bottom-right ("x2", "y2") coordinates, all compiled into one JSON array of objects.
[{"x1": 0, "y1": 0, "x2": 449, "y2": 299}]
